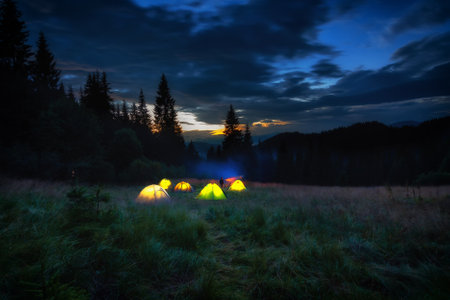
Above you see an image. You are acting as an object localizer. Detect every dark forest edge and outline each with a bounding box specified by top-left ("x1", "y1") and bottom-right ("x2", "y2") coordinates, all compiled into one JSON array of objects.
[{"x1": 1, "y1": 0, "x2": 449, "y2": 186}]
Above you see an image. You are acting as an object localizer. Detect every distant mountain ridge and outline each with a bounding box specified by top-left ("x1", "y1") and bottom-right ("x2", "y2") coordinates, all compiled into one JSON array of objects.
[
  {"x1": 390, "y1": 121, "x2": 420, "y2": 128},
  {"x1": 252, "y1": 116, "x2": 450, "y2": 185}
]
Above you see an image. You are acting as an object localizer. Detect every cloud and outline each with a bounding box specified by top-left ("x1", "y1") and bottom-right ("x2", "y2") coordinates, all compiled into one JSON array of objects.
[
  {"x1": 17, "y1": 0, "x2": 450, "y2": 137},
  {"x1": 311, "y1": 59, "x2": 345, "y2": 78},
  {"x1": 390, "y1": 31, "x2": 450, "y2": 73},
  {"x1": 252, "y1": 119, "x2": 291, "y2": 128},
  {"x1": 387, "y1": 0, "x2": 450, "y2": 37}
]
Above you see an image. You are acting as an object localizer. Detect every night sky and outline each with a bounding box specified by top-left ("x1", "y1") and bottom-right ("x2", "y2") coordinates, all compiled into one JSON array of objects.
[{"x1": 18, "y1": 0, "x2": 450, "y2": 142}]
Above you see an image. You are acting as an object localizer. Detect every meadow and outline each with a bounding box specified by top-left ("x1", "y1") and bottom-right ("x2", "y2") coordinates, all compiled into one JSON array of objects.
[{"x1": 1, "y1": 178, "x2": 449, "y2": 299}]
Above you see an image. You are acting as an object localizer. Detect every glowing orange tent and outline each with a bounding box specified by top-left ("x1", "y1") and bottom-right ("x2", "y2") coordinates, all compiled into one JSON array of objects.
[
  {"x1": 159, "y1": 178, "x2": 172, "y2": 190},
  {"x1": 197, "y1": 183, "x2": 226, "y2": 200},
  {"x1": 228, "y1": 179, "x2": 246, "y2": 191},
  {"x1": 136, "y1": 184, "x2": 170, "y2": 203},
  {"x1": 174, "y1": 181, "x2": 193, "y2": 192}
]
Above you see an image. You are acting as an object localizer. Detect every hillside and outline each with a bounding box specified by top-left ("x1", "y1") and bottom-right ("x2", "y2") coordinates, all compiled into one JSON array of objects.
[{"x1": 253, "y1": 117, "x2": 450, "y2": 185}]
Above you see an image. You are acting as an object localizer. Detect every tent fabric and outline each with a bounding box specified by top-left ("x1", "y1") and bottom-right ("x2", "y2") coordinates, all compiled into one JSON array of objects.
[
  {"x1": 159, "y1": 178, "x2": 172, "y2": 190},
  {"x1": 136, "y1": 184, "x2": 170, "y2": 203},
  {"x1": 228, "y1": 179, "x2": 246, "y2": 191},
  {"x1": 174, "y1": 181, "x2": 193, "y2": 192},
  {"x1": 197, "y1": 183, "x2": 226, "y2": 200}
]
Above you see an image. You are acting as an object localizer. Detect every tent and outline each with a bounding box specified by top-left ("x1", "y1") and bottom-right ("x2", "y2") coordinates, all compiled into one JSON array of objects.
[
  {"x1": 197, "y1": 183, "x2": 226, "y2": 200},
  {"x1": 159, "y1": 178, "x2": 172, "y2": 190},
  {"x1": 136, "y1": 184, "x2": 170, "y2": 203},
  {"x1": 225, "y1": 176, "x2": 243, "y2": 184},
  {"x1": 228, "y1": 179, "x2": 246, "y2": 191},
  {"x1": 174, "y1": 181, "x2": 193, "y2": 192}
]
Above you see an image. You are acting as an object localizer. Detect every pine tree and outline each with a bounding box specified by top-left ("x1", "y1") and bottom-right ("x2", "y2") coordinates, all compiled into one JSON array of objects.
[
  {"x1": 243, "y1": 123, "x2": 252, "y2": 149},
  {"x1": 0, "y1": 0, "x2": 31, "y2": 72},
  {"x1": 67, "y1": 85, "x2": 76, "y2": 102},
  {"x1": 138, "y1": 88, "x2": 151, "y2": 129},
  {"x1": 130, "y1": 102, "x2": 138, "y2": 125},
  {"x1": 32, "y1": 31, "x2": 60, "y2": 90},
  {"x1": 121, "y1": 100, "x2": 129, "y2": 122},
  {"x1": 80, "y1": 71, "x2": 113, "y2": 116},
  {"x1": 222, "y1": 105, "x2": 242, "y2": 155},
  {"x1": 113, "y1": 103, "x2": 121, "y2": 120},
  {"x1": 187, "y1": 140, "x2": 199, "y2": 160},
  {"x1": 153, "y1": 74, "x2": 182, "y2": 136}
]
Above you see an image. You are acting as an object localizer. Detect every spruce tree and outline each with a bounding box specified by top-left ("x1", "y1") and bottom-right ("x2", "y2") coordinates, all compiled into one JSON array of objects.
[
  {"x1": 80, "y1": 71, "x2": 113, "y2": 116},
  {"x1": 57, "y1": 81, "x2": 65, "y2": 96},
  {"x1": 187, "y1": 140, "x2": 199, "y2": 160},
  {"x1": 153, "y1": 74, "x2": 182, "y2": 136},
  {"x1": 113, "y1": 103, "x2": 121, "y2": 120},
  {"x1": 67, "y1": 85, "x2": 76, "y2": 102},
  {"x1": 243, "y1": 123, "x2": 252, "y2": 149},
  {"x1": 32, "y1": 31, "x2": 60, "y2": 90},
  {"x1": 222, "y1": 104, "x2": 242, "y2": 155},
  {"x1": 0, "y1": 0, "x2": 31, "y2": 71},
  {"x1": 121, "y1": 100, "x2": 129, "y2": 122},
  {"x1": 138, "y1": 88, "x2": 151, "y2": 129},
  {"x1": 130, "y1": 102, "x2": 138, "y2": 125}
]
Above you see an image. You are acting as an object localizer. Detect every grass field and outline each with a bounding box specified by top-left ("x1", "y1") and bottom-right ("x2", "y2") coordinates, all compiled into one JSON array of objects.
[{"x1": 1, "y1": 178, "x2": 449, "y2": 299}]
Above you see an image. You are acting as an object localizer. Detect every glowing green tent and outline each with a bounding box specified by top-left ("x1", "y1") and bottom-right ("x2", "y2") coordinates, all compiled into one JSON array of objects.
[{"x1": 197, "y1": 183, "x2": 226, "y2": 200}]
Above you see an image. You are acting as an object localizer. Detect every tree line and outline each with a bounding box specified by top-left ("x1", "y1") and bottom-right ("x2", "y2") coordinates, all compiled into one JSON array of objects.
[
  {"x1": 1, "y1": 0, "x2": 448, "y2": 186},
  {"x1": 256, "y1": 118, "x2": 450, "y2": 185},
  {"x1": 0, "y1": 0, "x2": 191, "y2": 183}
]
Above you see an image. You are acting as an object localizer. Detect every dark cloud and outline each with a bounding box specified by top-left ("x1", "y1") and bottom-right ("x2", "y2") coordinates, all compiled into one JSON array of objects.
[
  {"x1": 387, "y1": 0, "x2": 450, "y2": 36},
  {"x1": 320, "y1": 62, "x2": 450, "y2": 107},
  {"x1": 390, "y1": 31, "x2": 450, "y2": 73},
  {"x1": 311, "y1": 59, "x2": 344, "y2": 78},
  {"x1": 333, "y1": 0, "x2": 366, "y2": 15},
  {"x1": 16, "y1": 0, "x2": 450, "y2": 135}
]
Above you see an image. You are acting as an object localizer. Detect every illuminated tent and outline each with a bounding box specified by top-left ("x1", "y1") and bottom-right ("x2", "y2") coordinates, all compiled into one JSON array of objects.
[
  {"x1": 197, "y1": 183, "x2": 226, "y2": 200},
  {"x1": 228, "y1": 179, "x2": 246, "y2": 191},
  {"x1": 225, "y1": 176, "x2": 243, "y2": 184},
  {"x1": 159, "y1": 178, "x2": 172, "y2": 190},
  {"x1": 174, "y1": 181, "x2": 193, "y2": 192},
  {"x1": 136, "y1": 184, "x2": 170, "y2": 203}
]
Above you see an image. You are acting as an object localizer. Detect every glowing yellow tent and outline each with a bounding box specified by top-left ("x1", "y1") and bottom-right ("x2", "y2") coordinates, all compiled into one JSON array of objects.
[
  {"x1": 136, "y1": 184, "x2": 170, "y2": 203},
  {"x1": 159, "y1": 178, "x2": 172, "y2": 190},
  {"x1": 174, "y1": 181, "x2": 193, "y2": 192},
  {"x1": 228, "y1": 179, "x2": 246, "y2": 191},
  {"x1": 197, "y1": 183, "x2": 226, "y2": 200}
]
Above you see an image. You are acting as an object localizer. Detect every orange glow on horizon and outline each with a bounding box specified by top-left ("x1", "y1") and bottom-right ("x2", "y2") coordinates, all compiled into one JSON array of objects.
[
  {"x1": 252, "y1": 119, "x2": 290, "y2": 128},
  {"x1": 210, "y1": 129, "x2": 225, "y2": 135},
  {"x1": 210, "y1": 124, "x2": 247, "y2": 136}
]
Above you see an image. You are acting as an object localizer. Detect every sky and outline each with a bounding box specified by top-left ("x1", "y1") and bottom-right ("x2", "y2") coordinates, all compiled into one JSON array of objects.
[{"x1": 18, "y1": 0, "x2": 450, "y2": 142}]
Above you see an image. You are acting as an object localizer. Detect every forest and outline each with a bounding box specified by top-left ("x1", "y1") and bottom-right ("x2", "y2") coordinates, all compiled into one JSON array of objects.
[{"x1": 1, "y1": 0, "x2": 449, "y2": 186}]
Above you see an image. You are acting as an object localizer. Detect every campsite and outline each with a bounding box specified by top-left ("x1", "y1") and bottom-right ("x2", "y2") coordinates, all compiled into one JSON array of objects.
[
  {"x1": 1, "y1": 0, "x2": 450, "y2": 299},
  {"x1": 1, "y1": 177, "x2": 449, "y2": 299}
]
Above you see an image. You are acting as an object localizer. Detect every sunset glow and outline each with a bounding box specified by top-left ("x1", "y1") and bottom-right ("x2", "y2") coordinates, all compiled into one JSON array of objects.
[
  {"x1": 252, "y1": 120, "x2": 290, "y2": 128},
  {"x1": 210, "y1": 128, "x2": 225, "y2": 135}
]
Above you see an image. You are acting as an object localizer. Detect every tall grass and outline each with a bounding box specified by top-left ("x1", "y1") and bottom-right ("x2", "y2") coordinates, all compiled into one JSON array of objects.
[{"x1": 0, "y1": 178, "x2": 449, "y2": 299}]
